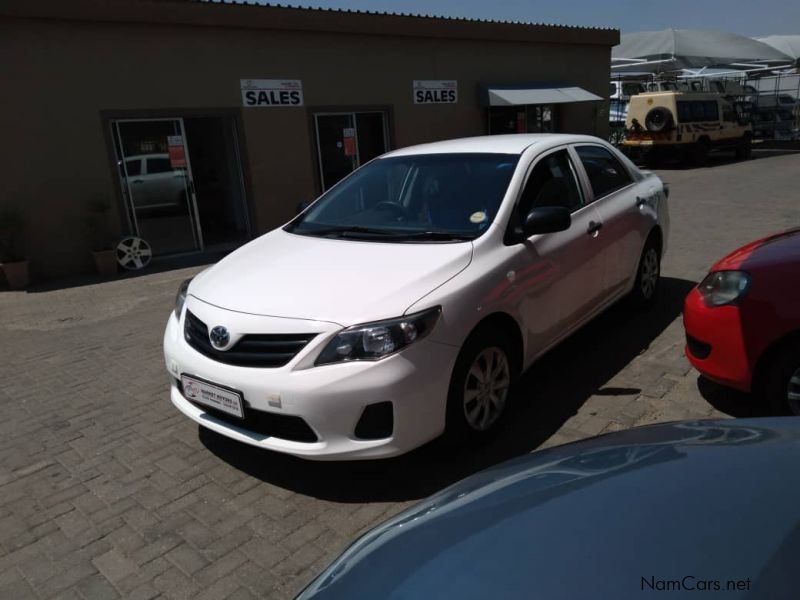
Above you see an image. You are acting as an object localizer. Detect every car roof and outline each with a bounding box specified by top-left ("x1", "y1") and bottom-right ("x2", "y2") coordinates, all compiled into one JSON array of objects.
[{"x1": 382, "y1": 134, "x2": 607, "y2": 157}]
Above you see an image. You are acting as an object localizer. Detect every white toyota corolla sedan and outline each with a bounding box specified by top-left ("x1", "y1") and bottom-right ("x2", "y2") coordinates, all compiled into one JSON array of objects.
[{"x1": 163, "y1": 134, "x2": 669, "y2": 460}]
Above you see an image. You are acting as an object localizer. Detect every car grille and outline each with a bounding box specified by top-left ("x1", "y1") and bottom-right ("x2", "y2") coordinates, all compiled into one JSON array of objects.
[
  {"x1": 177, "y1": 380, "x2": 319, "y2": 442},
  {"x1": 184, "y1": 310, "x2": 317, "y2": 368}
]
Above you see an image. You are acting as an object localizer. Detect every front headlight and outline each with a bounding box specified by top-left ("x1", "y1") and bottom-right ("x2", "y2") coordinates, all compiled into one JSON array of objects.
[
  {"x1": 316, "y1": 307, "x2": 441, "y2": 365},
  {"x1": 174, "y1": 278, "x2": 193, "y2": 317},
  {"x1": 698, "y1": 270, "x2": 750, "y2": 307}
]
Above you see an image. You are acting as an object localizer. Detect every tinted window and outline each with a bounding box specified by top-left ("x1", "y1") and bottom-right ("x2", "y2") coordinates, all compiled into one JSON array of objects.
[
  {"x1": 703, "y1": 101, "x2": 719, "y2": 121},
  {"x1": 677, "y1": 101, "x2": 720, "y2": 123},
  {"x1": 722, "y1": 102, "x2": 737, "y2": 123},
  {"x1": 677, "y1": 101, "x2": 692, "y2": 123},
  {"x1": 518, "y1": 150, "x2": 583, "y2": 218},
  {"x1": 146, "y1": 157, "x2": 172, "y2": 174},
  {"x1": 124, "y1": 158, "x2": 141, "y2": 176},
  {"x1": 575, "y1": 145, "x2": 633, "y2": 199}
]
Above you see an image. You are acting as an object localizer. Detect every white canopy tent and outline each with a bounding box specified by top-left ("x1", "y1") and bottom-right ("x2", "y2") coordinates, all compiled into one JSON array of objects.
[
  {"x1": 756, "y1": 35, "x2": 800, "y2": 66},
  {"x1": 612, "y1": 29, "x2": 793, "y2": 74}
]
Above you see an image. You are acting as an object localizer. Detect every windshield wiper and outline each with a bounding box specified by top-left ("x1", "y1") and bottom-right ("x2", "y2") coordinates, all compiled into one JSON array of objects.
[
  {"x1": 389, "y1": 231, "x2": 475, "y2": 241},
  {"x1": 297, "y1": 226, "x2": 475, "y2": 241},
  {"x1": 301, "y1": 226, "x2": 399, "y2": 238}
]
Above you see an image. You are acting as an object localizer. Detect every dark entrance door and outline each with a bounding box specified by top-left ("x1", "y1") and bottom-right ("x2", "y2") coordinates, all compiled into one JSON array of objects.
[
  {"x1": 111, "y1": 116, "x2": 250, "y2": 256},
  {"x1": 183, "y1": 117, "x2": 250, "y2": 248},
  {"x1": 314, "y1": 112, "x2": 389, "y2": 191}
]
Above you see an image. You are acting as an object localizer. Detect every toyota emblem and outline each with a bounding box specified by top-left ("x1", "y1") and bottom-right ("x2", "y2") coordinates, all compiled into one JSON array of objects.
[{"x1": 209, "y1": 326, "x2": 230, "y2": 349}]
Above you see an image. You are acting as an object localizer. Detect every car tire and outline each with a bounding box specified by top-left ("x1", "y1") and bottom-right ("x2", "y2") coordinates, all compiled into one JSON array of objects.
[
  {"x1": 692, "y1": 139, "x2": 710, "y2": 166},
  {"x1": 628, "y1": 236, "x2": 661, "y2": 309},
  {"x1": 763, "y1": 342, "x2": 800, "y2": 415},
  {"x1": 735, "y1": 134, "x2": 752, "y2": 160},
  {"x1": 445, "y1": 327, "x2": 517, "y2": 446},
  {"x1": 644, "y1": 107, "x2": 673, "y2": 133}
]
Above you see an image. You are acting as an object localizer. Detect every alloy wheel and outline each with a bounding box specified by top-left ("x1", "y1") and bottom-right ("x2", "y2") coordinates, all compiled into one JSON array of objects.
[
  {"x1": 640, "y1": 248, "x2": 659, "y2": 299},
  {"x1": 117, "y1": 236, "x2": 153, "y2": 270},
  {"x1": 463, "y1": 347, "x2": 511, "y2": 431}
]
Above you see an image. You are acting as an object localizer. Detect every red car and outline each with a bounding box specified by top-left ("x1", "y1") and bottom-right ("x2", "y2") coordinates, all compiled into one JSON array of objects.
[{"x1": 683, "y1": 228, "x2": 800, "y2": 413}]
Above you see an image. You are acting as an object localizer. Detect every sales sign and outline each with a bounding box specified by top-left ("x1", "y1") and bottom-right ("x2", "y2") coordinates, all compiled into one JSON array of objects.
[
  {"x1": 342, "y1": 127, "x2": 356, "y2": 157},
  {"x1": 413, "y1": 80, "x2": 458, "y2": 104},
  {"x1": 167, "y1": 135, "x2": 186, "y2": 168},
  {"x1": 241, "y1": 79, "x2": 304, "y2": 107}
]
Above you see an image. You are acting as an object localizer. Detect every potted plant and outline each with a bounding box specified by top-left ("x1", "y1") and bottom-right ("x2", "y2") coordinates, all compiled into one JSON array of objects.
[
  {"x1": 84, "y1": 197, "x2": 118, "y2": 276},
  {"x1": 0, "y1": 206, "x2": 29, "y2": 290}
]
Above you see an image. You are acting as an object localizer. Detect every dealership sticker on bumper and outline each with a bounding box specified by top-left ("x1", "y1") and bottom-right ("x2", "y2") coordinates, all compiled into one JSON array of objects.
[{"x1": 181, "y1": 375, "x2": 244, "y2": 418}]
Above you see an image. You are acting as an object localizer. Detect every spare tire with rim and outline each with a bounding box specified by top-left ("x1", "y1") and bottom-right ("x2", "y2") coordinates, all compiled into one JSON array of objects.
[{"x1": 644, "y1": 107, "x2": 673, "y2": 133}]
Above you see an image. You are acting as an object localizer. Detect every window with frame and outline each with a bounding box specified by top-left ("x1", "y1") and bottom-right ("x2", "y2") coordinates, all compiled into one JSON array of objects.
[
  {"x1": 721, "y1": 102, "x2": 737, "y2": 123},
  {"x1": 575, "y1": 145, "x2": 633, "y2": 199},
  {"x1": 517, "y1": 150, "x2": 584, "y2": 220},
  {"x1": 677, "y1": 100, "x2": 720, "y2": 123}
]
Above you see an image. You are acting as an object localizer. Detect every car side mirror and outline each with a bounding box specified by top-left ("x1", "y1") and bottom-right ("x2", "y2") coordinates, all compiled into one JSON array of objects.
[
  {"x1": 523, "y1": 206, "x2": 571, "y2": 236},
  {"x1": 295, "y1": 201, "x2": 312, "y2": 215}
]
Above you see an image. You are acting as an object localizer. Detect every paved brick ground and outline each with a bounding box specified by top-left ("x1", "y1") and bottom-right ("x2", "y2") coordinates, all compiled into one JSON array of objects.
[{"x1": 1, "y1": 149, "x2": 798, "y2": 599}]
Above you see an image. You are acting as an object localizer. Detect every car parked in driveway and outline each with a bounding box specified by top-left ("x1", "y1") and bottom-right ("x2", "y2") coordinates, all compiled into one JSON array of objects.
[
  {"x1": 298, "y1": 419, "x2": 800, "y2": 598},
  {"x1": 163, "y1": 134, "x2": 670, "y2": 460},
  {"x1": 684, "y1": 229, "x2": 800, "y2": 413}
]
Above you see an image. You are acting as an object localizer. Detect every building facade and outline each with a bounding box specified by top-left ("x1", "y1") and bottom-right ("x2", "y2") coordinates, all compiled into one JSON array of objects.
[{"x1": 1, "y1": 0, "x2": 619, "y2": 279}]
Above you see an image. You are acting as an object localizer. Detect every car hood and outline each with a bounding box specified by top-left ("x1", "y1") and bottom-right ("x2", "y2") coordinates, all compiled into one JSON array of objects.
[
  {"x1": 300, "y1": 418, "x2": 800, "y2": 599},
  {"x1": 713, "y1": 227, "x2": 800, "y2": 272},
  {"x1": 189, "y1": 229, "x2": 472, "y2": 325}
]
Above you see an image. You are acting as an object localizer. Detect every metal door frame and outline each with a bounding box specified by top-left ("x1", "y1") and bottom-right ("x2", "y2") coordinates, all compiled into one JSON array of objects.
[{"x1": 111, "y1": 117, "x2": 204, "y2": 251}]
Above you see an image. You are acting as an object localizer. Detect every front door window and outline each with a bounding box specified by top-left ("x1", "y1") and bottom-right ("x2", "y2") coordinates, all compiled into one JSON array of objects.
[{"x1": 314, "y1": 112, "x2": 389, "y2": 191}]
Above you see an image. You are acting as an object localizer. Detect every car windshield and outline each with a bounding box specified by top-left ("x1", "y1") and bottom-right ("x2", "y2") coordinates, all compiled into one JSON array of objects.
[{"x1": 286, "y1": 153, "x2": 520, "y2": 241}]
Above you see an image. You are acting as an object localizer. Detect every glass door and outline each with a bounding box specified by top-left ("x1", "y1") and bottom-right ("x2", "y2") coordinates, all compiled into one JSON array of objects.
[
  {"x1": 112, "y1": 119, "x2": 202, "y2": 255},
  {"x1": 314, "y1": 112, "x2": 388, "y2": 191}
]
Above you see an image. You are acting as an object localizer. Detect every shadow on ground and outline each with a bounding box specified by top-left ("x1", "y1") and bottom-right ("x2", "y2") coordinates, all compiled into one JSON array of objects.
[
  {"x1": 696, "y1": 375, "x2": 768, "y2": 418},
  {"x1": 9, "y1": 250, "x2": 229, "y2": 293},
  {"x1": 630, "y1": 147, "x2": 800, "y2": 171},
  {"x1": 201, "y1": 276, "x2": 697, "y2": 503}
]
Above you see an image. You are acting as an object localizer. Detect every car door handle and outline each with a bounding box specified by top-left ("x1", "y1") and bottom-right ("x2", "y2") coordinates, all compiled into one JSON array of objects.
[
  {"x1": 636, "y1": 196, "x2": 646, "y2": 208},
  {"x1": 587, "y1": 221, "x2": 603, "y2": 236},
  {"x1": 132, "y1": 179, "x2": 143, "y2": 184}
]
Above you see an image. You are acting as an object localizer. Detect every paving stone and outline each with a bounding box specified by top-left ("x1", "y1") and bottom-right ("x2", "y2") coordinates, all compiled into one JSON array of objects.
[
  {"x1": 92, "y1": 548, "x2": 138, "y2": 584},
  {"x1": 75, "y1": 572, "x2": 120, "y2": 600}
]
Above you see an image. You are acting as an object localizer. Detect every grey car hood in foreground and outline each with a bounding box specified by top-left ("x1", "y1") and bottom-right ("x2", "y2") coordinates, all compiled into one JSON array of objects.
[{"x1": 299, "y1": 419, "x2": 800, "y2": 599}]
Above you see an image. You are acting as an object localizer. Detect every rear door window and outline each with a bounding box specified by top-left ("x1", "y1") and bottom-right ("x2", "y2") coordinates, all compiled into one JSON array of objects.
[{"x1": 575, "y1": 145, "x2": 633, "y2": 200}]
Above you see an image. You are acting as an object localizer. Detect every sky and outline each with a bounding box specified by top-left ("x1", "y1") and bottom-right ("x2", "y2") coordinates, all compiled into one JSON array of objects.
[{"x1": 255, "y1": 0, "x2": 800, "y2": 36}]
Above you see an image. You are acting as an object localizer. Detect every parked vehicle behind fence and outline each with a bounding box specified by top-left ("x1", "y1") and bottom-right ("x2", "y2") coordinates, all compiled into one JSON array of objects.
[{"x1": 623, "y1": 91, "x2": 753, "y2": 164}]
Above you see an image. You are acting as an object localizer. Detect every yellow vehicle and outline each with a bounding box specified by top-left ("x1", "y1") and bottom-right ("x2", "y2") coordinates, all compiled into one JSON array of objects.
[{"x1": 623, "y1": 91, "x2": 753, "y2": 164}]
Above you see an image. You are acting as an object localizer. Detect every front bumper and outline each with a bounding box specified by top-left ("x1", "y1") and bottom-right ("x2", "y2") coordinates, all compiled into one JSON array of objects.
[
  {"x1": 682, "y1": 288, "x2": 752, "y2": 392},
  {"x1": 163, "y1": 299, "x2": 459, "y2": 460}
]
